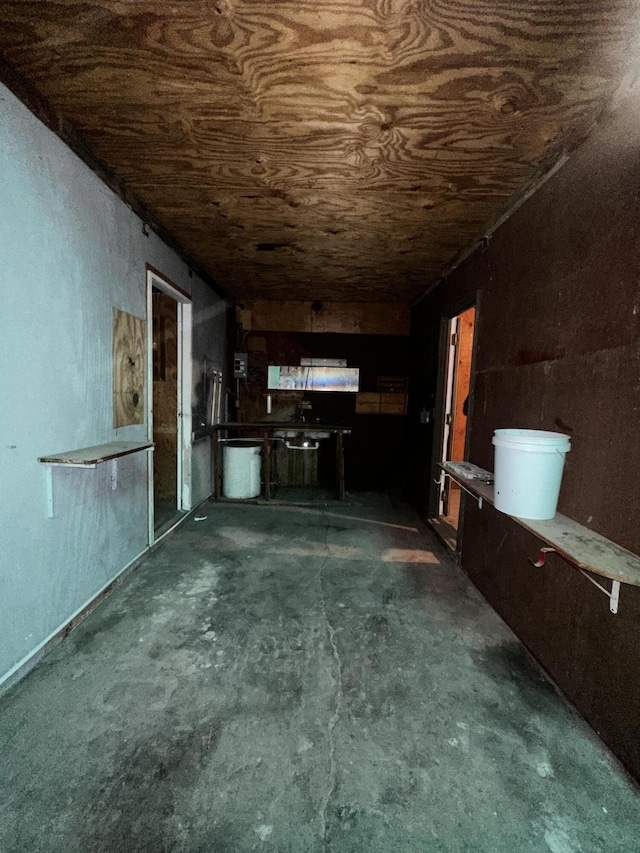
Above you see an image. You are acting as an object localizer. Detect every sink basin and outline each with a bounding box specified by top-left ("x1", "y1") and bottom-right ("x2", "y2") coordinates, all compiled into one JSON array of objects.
[{"x1": 273, "y1": 429, "x2": 331, "y2": 440}]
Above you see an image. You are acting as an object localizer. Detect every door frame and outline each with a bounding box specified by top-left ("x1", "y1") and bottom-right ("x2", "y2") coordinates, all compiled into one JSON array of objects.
[
  {"x1": 146, "y1": 266, "x2": 192, "y2": 544},
  {"x1": 429, "y1": 295, "x2": 479, "y2": 536},
  {"x1": 438, "y1": 314, "x2": 459, "y2": 518}
]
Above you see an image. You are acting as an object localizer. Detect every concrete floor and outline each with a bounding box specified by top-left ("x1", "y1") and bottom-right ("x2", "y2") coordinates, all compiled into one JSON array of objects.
[
  {"x1": 155, "y1": 499, "x2": 186, "y2": 535},
  {"x1": 1, "y1": 496, "x2": 639, "y2": 852}
]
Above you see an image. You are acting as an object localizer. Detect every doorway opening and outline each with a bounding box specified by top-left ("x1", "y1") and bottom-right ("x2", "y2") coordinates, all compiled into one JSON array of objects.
[
  {"x1": 146, "y1": 269, "x2": 192, "y2": 542},
  {"x1": 430, "y1": 304, "x2": 476, "y2": 549}
]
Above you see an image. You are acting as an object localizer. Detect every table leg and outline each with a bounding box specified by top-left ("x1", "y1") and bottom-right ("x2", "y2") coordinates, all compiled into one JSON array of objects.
[
  {"x1": 336, "y1": 432, "x2": 345, "y2": 501},
  {"x1": 212, "y1": 432, "x2": 221, "y2": 500},
  {"x1": 263, "y1": 432, "x2": 271, "y2": 500}
]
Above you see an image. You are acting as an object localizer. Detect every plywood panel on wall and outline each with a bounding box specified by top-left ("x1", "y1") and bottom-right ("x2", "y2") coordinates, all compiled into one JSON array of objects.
[
  {"x1": 355, "y1": 393, "x2": 382, "y2": 414},
  {"x1": 356, "y1": 392, "x2": 407, "y2": 415},
  {"x1": 240, "y1": 301, "x2": 410, "y2": 336},
  {"x1": 113, "y1": 308, "x2": 145, "y2": 428}
]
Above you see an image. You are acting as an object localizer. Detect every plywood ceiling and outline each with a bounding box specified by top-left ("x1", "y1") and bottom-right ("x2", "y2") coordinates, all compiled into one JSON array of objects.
[{"x1": 1, "y1": 1, "x2": 638, "y2": 303}]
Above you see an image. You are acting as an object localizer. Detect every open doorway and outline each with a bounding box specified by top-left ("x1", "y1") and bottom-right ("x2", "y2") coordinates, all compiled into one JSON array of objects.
[
  {"x1": 430, "y1": 304, "x2": 476, "y2": 549},
  {"x1": 146, "y1": 268, "x2": 192, "y2": 542}
]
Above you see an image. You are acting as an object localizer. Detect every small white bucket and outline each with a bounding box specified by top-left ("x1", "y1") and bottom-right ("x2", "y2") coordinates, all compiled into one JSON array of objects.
[
  {"x1": 492, "y1": 429, "x2": 571, "y2": 520},
  {"x1": 222, "y1": 440, "x2": 262, "y2": 499}
]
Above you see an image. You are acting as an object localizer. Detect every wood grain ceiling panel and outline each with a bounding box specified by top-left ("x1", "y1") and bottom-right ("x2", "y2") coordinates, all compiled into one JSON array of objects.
[{"x1": 1, "y1": 1, "x2": 638, "y2": 303}]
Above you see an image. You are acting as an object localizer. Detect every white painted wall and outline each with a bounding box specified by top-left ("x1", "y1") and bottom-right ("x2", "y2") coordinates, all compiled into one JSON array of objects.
[{"x1": 0, "y1": 85, "x2": 227, "y2": 685}]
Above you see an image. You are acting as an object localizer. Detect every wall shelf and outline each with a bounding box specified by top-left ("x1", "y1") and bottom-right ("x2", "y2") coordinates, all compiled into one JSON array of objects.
[
  {"x1": 440, "y1": 461, "x2": 640, "y2": 613},
  {"x1": 39, "y1": 441, "x2": 154, "y2": 517}
]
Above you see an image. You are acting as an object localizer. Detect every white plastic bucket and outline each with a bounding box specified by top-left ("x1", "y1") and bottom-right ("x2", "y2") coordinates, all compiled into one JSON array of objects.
[
  {"x1": 492, "y1": 429, "x2": 571, "y2": 520},
  {"x1": 222, "y1": 440, "x2": 262, "y2": 499}
]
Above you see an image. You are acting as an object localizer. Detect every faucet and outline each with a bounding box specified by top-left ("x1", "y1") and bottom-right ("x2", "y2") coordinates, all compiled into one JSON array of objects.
[{"x1": 295, "y1": 400, "x2": 312, "y2": 423}]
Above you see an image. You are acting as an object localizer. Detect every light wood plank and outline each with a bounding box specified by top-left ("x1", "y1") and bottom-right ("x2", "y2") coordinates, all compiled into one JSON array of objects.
[
  {"x1": 441, "y1": 462, "x2": 640, "y2": 588},
  {"x1": 39, "y1": 441, "x2": 153, "y2": 466}
]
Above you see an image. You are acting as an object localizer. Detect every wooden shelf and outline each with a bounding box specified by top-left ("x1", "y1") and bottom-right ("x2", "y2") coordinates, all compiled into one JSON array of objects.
[
  {"x1": 39, "y1": 441, "x2": 153, "y2": 467},
  {"x1": 440, "y1": 461, "x2": 640, "y2": 590},
  {"x1": 39, "y1": 441, "x2": 153, "y2": 518}
]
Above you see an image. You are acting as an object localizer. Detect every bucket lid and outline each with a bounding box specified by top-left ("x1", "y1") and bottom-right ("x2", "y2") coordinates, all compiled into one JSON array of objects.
[{"x1": 493, "y1": 428, "x2": 570, "y2": 451}]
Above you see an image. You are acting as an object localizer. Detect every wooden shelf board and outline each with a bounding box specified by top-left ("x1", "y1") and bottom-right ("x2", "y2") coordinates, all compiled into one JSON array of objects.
[
  {"x1": 440, "y1": 461, "x2": 640, "y2": 588},
  {"x1": 39, "y1": 441, "x2": 153, "y2": 467}
]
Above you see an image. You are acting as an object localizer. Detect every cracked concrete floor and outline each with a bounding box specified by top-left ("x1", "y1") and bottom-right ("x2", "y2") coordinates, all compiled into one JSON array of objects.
[{"x1": 1, "y1": 497, "x2": 639, "y2": 852}]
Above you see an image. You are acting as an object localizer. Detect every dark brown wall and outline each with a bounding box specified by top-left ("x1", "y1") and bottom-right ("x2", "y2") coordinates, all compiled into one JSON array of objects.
[{"x1": 409, "y1": 90, "x2": 640, "y2": 778}]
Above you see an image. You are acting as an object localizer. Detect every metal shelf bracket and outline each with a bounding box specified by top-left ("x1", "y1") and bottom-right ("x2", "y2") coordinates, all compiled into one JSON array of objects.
[
  {"x1": 436, "y1": 471, "x2": 484, "y2": 509},
  {"x1": 529, "y1": 547, "x2": 621, "y2": 614}
]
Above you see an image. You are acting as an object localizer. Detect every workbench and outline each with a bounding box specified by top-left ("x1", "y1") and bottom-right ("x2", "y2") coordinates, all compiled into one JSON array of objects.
[{"x1": 209, "y1": 422, "x2": 352, "y2": 501}]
